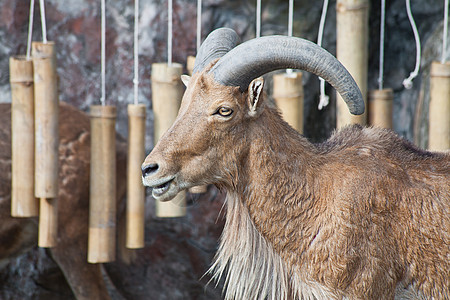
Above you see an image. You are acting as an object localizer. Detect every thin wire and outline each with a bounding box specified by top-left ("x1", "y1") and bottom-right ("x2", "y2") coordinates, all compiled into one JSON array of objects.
[
  {"x1": 26, "y1": 0, "x2": 35, "y2": 60},
  {"x1": 402, "y1": 0, "x2": 421, "y2": 89},
  {"x1": 442, "y1": 0, "x2": 449, "y2": 63},
  {"x1": 39, "y1": 0, "x2": 47, "y2": 43},
  {"x1": 317, "y1": 0, "x2": 329, "y2": 110},
  {"x1": 101, "y1": 0, "x2": 106, "y2": 106},
  {"x1": 133, "y1": 0, "x2": 139, "y2": 105},
  {"x1": 256, "y1": 0, "x2": 261, "y2": 38},
  {"x1": 196, "y1": 0, "x2": 202, "y2": 52},
  {"x1": 288, "y1": 0, "x2": 293, "y2": 37},
  {"x1": 168, "y1": 0, "x2": 173, "y2": 66},
  {"x1": 378, "y1": 0, "x2": 386, "y2": 90},
  {"x1": 286, "y1": 0, "x2": 294, "y2": 75}
]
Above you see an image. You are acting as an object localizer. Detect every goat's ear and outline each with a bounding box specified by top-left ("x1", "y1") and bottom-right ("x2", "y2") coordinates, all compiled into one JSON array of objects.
[
  {"x1": 181, "y1": 75, "x2": 191, "y2": 87},
  {"x1": 247, "y1": 77, "x2": 264, "y2": 117}
]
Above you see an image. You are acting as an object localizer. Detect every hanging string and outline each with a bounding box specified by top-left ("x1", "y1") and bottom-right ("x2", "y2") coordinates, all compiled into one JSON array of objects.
[
  {"x1": 256, "y1": 0, "x2": 261, "y2": 38},
  {"x1": 402, "y1": 0, "x2": 421, "y2": 89},
  {"x1": 378, "y1": 0, "x2": 386, "y2": 90},
  {"x1": 317, "y1": 0, "x2": 329, "y2": 110},
  {"x1": 39, "y1": 0, "x2": 47, "y2": 43},
  {"x1": 26, "y1": 0, "x2": 35, "y2": 60},
  {"x1": 196, "y1": 0, "x2": 202, "y2": 52},
  {"x1": 286, "y1": 0, "x2": 294, "y2": 75},
  {"x1": 442, "y1": 0, "x2": 449, "y2": 63},
  {"x1": 133, "y1": 0, "x2": 139, "y2": 105},
  {"x1": 168, "y1": 0, "x2": 173, "y2": 66},
  {"x1": 100, "y1": 0, "x2": 106, "y2": 106},
  {"x1": 288, "y1": 0, "x2": 293, "y2": 37}
]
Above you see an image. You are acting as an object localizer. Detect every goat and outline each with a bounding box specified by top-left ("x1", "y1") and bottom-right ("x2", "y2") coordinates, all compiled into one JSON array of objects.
[{"x1": 142, "y1": 28, "x2": 449, "y2": 299}]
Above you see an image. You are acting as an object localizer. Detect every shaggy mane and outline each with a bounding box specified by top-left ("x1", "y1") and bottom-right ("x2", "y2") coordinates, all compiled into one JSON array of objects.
[{"x1": 208, "y1": 192, "x2": 336, "y2": 300}]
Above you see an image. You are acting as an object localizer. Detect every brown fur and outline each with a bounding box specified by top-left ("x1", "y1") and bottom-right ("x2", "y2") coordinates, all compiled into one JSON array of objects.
[{"x1": 143, "y1": 68, "x2": 449, "y2": 299}]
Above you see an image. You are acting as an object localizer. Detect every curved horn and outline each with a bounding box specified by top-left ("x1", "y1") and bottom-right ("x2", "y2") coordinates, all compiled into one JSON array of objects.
[
  {"x1": 210, "y1": 36, "x2": 364, "y2": 115},
  {"x1": 193, "y1": 28, "x2": 240, "y2": 74}
]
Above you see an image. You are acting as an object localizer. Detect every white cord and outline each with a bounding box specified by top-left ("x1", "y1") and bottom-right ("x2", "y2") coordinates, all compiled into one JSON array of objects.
[
  {"x1": 288, "y1": 0, "x2": 293, "y2": 37},
  {"x1": 101, "y1": 0, "x2": 106, "y2": 106},
  {"x1": 443, "y1": 0, "x2": 449, "y2": 63},
  {"x1": 378, "y1": 0, "x2": 386, "y2": 90},
  {"x1": 286, "y1": 0, "x2": 294, "y2": 75},
  {"x1": 256, "y1": 0, "x2": 261, "y2": 38},
  {"x1": 26, "y1": 0, "x2": 35, "y2": 60},
  {"x1": 402, "y1": 0, "x2": 421, "y2": 89},
  {"x1": 196, "y1": 0, "x2": 202, "y2": 52},
  {"x1": 168, "y1": 0, "x2": 173, "y2": 65},
  {"x1": 133, "y1": 0, "x2": 139, "y2": 105},
  {"x1": 39, "y1": 0, "x2": 47, "y2": 43},
  {"x1": 317, "y1": 0, "x2": 329, "y2": 110}
]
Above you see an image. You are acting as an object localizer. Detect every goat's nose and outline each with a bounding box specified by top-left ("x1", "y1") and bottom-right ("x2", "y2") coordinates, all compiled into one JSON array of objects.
[{"x1": 142, "y1": 163, "x2": 159, "y2": 177}]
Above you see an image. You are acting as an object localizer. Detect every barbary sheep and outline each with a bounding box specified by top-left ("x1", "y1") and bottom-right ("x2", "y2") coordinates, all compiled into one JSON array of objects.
[{"x1": 142, "y1": 28, "x2": 449, "y2": 299}]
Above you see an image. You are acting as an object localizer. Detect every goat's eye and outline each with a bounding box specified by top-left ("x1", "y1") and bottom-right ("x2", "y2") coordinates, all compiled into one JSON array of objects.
[{"x1": 216, "y1": 107, "x2": 233, "y2": 117}]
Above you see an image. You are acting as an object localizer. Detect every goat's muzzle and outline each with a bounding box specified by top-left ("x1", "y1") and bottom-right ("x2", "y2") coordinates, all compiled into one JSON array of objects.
[{"x1": 141, "y1": 158, "x2": 182, "y2": 201}]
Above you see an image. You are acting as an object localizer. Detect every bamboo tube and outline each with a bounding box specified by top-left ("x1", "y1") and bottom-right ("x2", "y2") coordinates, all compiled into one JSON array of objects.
[
  {"x1": 186, "y1": 56, "x2": 208, "y2": 194},
  {"x1": 273, "y1": 72, "x2": 304, "y2": 133},
  {"x1": 151, "y1": 62, "x2": 186, "y2": 217},
  {"x1": 88, "y1": 105, "x2": 116, "y2": 263},
  {"x1": 126, "y1": 104, "x2": 146, "y2": 249},
  {"x1": 32, "y1": 42, "x2": 59, "y2": 247},
  {"x1": 187, "y1": 55, "x2": 196, "y2": 76},
  {"x1": 368, "y1": 88, "x2": 393, "y2": 129},
  {"x1": 10, "y1": 56, "x2": 38, "y2": 217},
  {"x1": 336, "y1": 0, "x2": 369, "y2": 128},
  {"x1": 429, "y1": 61, "x2": 450, "y2": 151}
]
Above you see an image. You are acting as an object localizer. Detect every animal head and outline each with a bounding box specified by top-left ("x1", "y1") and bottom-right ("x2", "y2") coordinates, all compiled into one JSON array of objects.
[{"x1": 142, "y1": 28, "x2": 364, "y2": 201}]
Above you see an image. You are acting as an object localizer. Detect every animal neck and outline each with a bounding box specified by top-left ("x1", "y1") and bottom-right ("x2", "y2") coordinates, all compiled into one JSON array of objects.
[
  {"x1": 210, "y1": 110, "x2": 336, "y2": 299},
  {"x1": 237, "y1": 108, "x2": 320, "y2": 262}
]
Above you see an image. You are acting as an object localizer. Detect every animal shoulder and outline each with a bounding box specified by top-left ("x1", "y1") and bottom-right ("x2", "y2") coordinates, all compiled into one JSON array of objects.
[{"x1": 318, "y1": 125, "x2": 441, "y2": 159}]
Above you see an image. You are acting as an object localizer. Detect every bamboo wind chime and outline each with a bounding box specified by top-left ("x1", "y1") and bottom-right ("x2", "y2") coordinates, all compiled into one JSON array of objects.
[
  {"x1": 10, "y1": 0, "x2": 38, "y2": 218},
  {"x1": 10, "y1": 57, "x2": 37, "y2": 217},
  {"x1": 273, "y1": 0, "x2": 304, "y2": 133},
  {"x1": 429, "y1": 0, "x2": 450, "y2": 151},
  {"x1": 126, "y1": 0, "x2": 147, "y2": 249},
  {"x1": 33, "y1": 40, "x2": 60, "y2": 248},
  {"x1": 151, "y1": 0, "x2": 186, "y2": 217},
  {"x1": 88, "y1": 0, "x2": 116, "y2": 263},
  {"x1": 336, "y1": 0, "x2": 369, "y2": 128},
  {"x1": 369, "y1": 0, "x2": 393, "y2": 129},
  {"x1": 11, "y1": 0, "x2": 60, "y2": 247}
]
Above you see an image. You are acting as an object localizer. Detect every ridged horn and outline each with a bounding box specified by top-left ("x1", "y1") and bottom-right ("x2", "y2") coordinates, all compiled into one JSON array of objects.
[
  {"x1": 193, "y1": 28, "x2": 240, "y2": 74},
  {"x1": 209, "y1": 35, "x2": 364, "y2": 115}
]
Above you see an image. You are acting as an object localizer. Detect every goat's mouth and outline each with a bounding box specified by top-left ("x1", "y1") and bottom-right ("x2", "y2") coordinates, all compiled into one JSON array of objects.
[
  {"x1": 152, "y1": 178, "x2": 174, "y2": 197},
  {"x1": 143, "y1": 176, "x2": 178, "y2": 201}
]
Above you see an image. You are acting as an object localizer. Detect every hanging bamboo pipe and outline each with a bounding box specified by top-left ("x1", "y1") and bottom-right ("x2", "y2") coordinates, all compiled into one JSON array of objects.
[
  {"x1": 429, "y1": 61, "x2": 450, "y2": 151},
  {"x1": 32, "y1": 42, "x2": 59, "y2": 247},
  {"x1": 336, "y1": 0, "x2": 369, "y2": 128},
  {"x1": 273, "y1": 72, "x2": 304, "y2": 133},
  {"x1": 186, "y1": 56, "x2": 208, "y2": 194},
  {"x1": 151, "y1": 62, "x2": 186, "y2": 217},
  {"x1": 88, "y1": 105, "x2": 117, "y2": 263},
  {"x1": 187, "y1": 55, "x2": 196, "y2": 77},
  {"x1": 126, "y1": 104, "x2": 146, "y2": 249},
  {"x1": 10, "y1": 56, "x2": 38, "y2": 217},
  {"x1": 368, "y1": 88, "x2": 393, "y2": 129}
]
